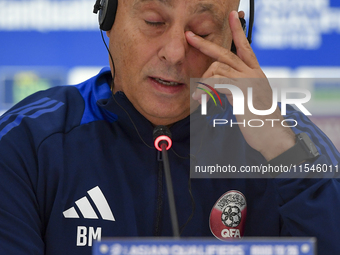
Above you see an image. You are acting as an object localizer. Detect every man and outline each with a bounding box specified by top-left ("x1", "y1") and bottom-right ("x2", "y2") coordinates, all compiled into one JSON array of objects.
[{"x1": 0, "y1": 0, "x2": 339, "y2": 254}]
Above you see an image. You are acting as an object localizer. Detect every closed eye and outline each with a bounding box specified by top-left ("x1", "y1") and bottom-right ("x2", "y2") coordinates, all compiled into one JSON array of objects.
[
  {"x1": 144, "y1": 20, "x2": 210, "y2": 38},
  {"x1": 144, "y1": 20, "x2": 165, "y2": 27},
  {"x1": 198, "y1": 34, "x2": 210, "y2": 38}
]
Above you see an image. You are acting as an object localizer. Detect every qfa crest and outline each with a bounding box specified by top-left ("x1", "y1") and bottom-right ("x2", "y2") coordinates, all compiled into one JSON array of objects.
[{"x1": 209, "y1": 190, "x2": 247, "y2": 240}]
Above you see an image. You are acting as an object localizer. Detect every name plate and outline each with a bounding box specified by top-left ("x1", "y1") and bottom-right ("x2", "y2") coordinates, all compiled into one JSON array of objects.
[{"x1": 93, "y1": 238, "x2": 316, "y2": 255}]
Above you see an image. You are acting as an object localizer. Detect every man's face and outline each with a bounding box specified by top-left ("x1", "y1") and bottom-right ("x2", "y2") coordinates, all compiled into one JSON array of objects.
[{"x1": 107, "y1": 0, "x2": 239, "y2": 126}]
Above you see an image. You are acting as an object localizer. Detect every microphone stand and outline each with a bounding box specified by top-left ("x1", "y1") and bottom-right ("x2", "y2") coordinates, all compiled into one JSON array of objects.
[
  {"x1": 153, "y1": 125, "x2": 180, "y2": 238},
  {"x1": 160, "y1": 142, "x2": 180, "y2": 238}
]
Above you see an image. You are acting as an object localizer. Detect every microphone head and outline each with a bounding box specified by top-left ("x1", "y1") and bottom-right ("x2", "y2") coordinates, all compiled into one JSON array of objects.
[
  {"x1": 93, "y1": 0, "x2": 101, "y2": 13},
  {"x1": 153, "y1": 125, "x2": 172, "y2": 151}
]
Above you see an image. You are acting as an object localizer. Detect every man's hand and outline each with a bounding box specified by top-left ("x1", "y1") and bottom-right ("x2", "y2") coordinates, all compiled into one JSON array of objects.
[{"x1": 186, "y1": 10, "x2": 295, "y2": 161}]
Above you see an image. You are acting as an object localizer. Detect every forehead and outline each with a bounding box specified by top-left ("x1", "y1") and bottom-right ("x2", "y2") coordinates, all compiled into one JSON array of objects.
[
  {"x1": 132, "y1": 0, "x2": 236, "y2": 25},
  {"x1": 132, "y1": 0, "x2": 235, "y2": 10},
  {"x1": 133, "y1": 0, "x2": 228, "y2": 7}
]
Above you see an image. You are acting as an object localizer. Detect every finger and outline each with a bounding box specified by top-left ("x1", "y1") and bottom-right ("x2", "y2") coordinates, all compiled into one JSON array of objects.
[
  {"x1": 229, "y1": 10, "x2": 259, "y2": 69},
  {"x1": 201, "y1": 61, "x2": 241, "y2": 79},
  {"x1": 185, "y1": 31, "x2": 247, "y2": 72}
]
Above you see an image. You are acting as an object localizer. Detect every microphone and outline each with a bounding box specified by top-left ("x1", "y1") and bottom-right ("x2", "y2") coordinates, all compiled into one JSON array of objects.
[
  {"x1": 153, "y1": 125, "x2": 179, "y2": 237},
  {"x1": 153, "y1": 125, "x2": 172, "y2": 151},
  {"x1": 93, "y1": 0, "x2": 101, "y2": 13}
]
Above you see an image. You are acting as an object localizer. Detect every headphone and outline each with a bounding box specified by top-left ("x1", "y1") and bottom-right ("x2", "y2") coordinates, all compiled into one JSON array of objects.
[
  {"x1": 93, "y1": 0, "x2": 254, "y2": 52},
  {"x1": 93, "y1": 0, "x2": 118, "y2": 31}
]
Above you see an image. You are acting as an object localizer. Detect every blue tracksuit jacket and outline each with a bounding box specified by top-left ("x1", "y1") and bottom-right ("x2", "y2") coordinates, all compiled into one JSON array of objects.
[{"x1": 0, "y1": 67, "x2": 339, "y2": 255}]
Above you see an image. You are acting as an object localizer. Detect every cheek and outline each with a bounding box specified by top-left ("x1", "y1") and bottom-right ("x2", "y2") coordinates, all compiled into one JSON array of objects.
[
  {"x1": 189, "y1": 50, "x2": 215, "y2": 77},
  {"x1": 116, "y1": 27, "x2": 158, "y2": 69},
  {"x1": 110, "y1": 29, "x2": 141, "y2": 77},
  {"x1": 118, "y1": 33, "x2": 137, "y2": 65}
]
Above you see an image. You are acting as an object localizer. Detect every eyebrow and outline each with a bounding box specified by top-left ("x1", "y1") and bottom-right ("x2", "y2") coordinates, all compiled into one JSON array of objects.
[
  {"x1": 133, "y1": 0, "x2": 174, "y2": 8},
  {"x1": 190, "y1": 3, "x2": 225, "y2": 28}
]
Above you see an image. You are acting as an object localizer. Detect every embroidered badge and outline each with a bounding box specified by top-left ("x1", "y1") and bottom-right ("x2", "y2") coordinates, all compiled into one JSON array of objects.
[{"x1": 209, "y1": 190, "x2": 247, "y2": 240}]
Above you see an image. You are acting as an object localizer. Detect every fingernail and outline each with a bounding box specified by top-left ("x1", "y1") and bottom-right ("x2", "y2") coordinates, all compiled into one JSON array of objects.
[
  {"x1": 233, "y1": 10, "x2": 239, "y2": 18},
  {"x1": 192, "y1": 91, "x2": 197, "y2": 98},
  {"x1": 187, "y1": 31, "x2": 195, "y2": 37}
]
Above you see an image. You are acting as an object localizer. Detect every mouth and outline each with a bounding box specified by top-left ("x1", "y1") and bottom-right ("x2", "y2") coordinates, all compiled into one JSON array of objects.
[
  {"x1": 150, "y1": 77, "x2": 185, "y2": 86},
  {"x1": 148, "y1": 76, "x2": 186, "y2": 95}
]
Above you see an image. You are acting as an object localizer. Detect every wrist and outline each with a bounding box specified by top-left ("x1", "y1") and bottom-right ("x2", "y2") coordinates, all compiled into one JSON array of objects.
[
  {"x1": 267, "y1": 132, "x2": 320, "y2": 168},
  {"x1": 259, "y1": 128, "x2": 296, "y2": 161}
]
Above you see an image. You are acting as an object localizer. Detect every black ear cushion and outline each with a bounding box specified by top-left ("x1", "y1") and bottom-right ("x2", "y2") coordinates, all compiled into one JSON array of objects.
[
  {"x1": 99, "y1": 0, "x2": 118, "y2": 31},
  {"x1": 231, "y1": 18, "x2": 247, "y2": 54}
]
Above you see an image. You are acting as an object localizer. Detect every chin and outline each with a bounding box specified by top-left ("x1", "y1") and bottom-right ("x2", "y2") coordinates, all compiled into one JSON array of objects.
[{"x1": 147, "y1": 110, "x2": 189, "y2": 126}]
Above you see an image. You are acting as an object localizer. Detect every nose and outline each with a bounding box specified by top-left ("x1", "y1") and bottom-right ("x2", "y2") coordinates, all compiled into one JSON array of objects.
[{"x1": 158, "y1": 26, "x2": 188, "y2": 65}]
